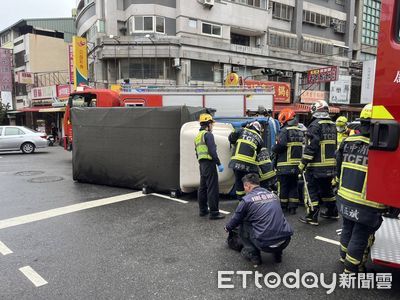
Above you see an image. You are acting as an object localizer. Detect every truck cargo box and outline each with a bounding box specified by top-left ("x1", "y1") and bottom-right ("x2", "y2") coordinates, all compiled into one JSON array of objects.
[{"x1": 72, "y1": 106, "x2": 205, "y2": 192}]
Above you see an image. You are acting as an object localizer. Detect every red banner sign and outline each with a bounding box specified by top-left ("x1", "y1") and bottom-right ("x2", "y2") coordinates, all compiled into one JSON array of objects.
[
  {"x1": 243, "y1": 79, "x2": 291, "y2": 103},
  {"x1": 307, "y1": 66, "x2": 338, "y2": 84},
  {"x1": 57, "y1": 84, "x2": 71, "y2": 99},
  {"x1": 68, "y1": 44, "x2": 74, "y2": 85}
]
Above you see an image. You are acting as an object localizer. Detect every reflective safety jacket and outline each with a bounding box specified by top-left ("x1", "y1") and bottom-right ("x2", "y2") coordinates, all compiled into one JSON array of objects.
[
  {"x1": 195, "y1": 130, "x2": 212, "y2": 161},
  {"x1": 302, "y1": 118, "x2": 337, "y2": 177},
  {"x1": 229, "y1": 128, "x2": 263, "y2": 172},
  {"x1": 257, "y1": 148, "x2": 276, "y2": 185},
  {"x1": 337, "y1": 131, "x2": 349, "y2": 146},
  {"x1": 272, "y1": 124, "x2": 305, "y2": 175},
  {"x1": 336, "y1": 135, "x2": 386, "y2": 226}
]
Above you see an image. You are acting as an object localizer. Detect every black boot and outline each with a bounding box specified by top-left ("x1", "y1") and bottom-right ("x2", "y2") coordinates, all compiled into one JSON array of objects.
[
  {"x1": 209, "y1": 213, "x2": 225, "y2": 220},
  {"x1": 299, "y1": 208, "x2": 319, "y2": 226},
  {"x1": 320, "y1": 206, "x2": 339, "y2": 220},
  {"x1": 274, "y1": 252, "x2": 282, "y2": 263}
]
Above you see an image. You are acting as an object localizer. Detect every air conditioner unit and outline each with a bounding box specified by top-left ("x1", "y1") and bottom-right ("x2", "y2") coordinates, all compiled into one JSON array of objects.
[
  {"x1": 283, "y1": 71, "x2": 293, "y2": 78},
  {"x1": 173, "y1": 58, "x2": 180, "y2": 67},
  {"x1": 203, "y1": 0, "x2": 214, "y2": 8},
  {"x1": 24, "y1": 54, "x2": 29, "y2": 63},
  {"x1": 256, "y1": 37, "x2": 261, "y2": 47}
]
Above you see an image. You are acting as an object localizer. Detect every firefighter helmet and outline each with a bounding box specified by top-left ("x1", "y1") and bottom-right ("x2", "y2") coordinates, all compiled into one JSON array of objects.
[
  {"x1": 199, "y1": 113, "x2": 215, "y2": 124},
  {"x1": 360, "y1": 104, "x2": 373, "y2": 120},
  {"x1": 278, "y1": 108, "x2": 296, "y2": 125},
  {"x1": 249, "y1": 121, "x2": 262, "y2": 132},
  {"x1": 311, "y1": 100, "x2": 329, "y2": 114},
  {"x1": 336, "y1": 116, "x2": 348, "y2": 127}
]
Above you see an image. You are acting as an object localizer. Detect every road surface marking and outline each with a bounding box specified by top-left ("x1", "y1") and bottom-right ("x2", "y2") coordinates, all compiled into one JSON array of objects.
[
  {"x1": 0, "y1": 240, "x2": 13, "y2": 255},
  {"x1": 219, "y1": 209, "x2": 231, "y2": 215},
  {"x1": 19, "y1": 266, "x2": 48, "y2": 287},
  {"x1": 0, "y1": 191, "x2": 144, "y2": 230},
  {"x1": 151, "y1": 193, "x2": 189, "y2": 204},
  {"x1": 336, "y1": 229, "x2": 342, "y2": 233},
  {"x1": 315, "y1": 236, "x2": 340, "y2": 246}
]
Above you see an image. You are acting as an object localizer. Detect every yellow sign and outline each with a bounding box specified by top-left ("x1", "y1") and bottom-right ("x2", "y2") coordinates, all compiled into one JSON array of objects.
[
  {"x1": 72, "y1": 36, "x2": 88, "y2": 90},
  {"x1": 224, "y1": 72, "x2": 240, "y2": 87},
  {"x1": 110, "y1": 84, "x2": 121, "y2": 93}
]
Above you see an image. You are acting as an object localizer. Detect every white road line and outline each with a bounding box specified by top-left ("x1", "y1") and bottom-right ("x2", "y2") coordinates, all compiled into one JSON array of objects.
[
  {"x1": 315, "y1": 236, "x2": 341, "y2": 246},
  {"x1": 219, "y1": 209, "x2": 231, "y2": 215},
  {"x1": 19, "y1": 266, "x2": 48, "y2": 287},
  {"x1": 336, "y1": 229, "x2": 342, "y2": 232},
  {"x1": 0, "y1": 191, "x2": 144, "y2": 230},
  {"x1": 0, "y1": 240, "x2": 13, "y2": 255},
  {"x1": 151, "y1": 193, "x2": 189, "y2": 204}
]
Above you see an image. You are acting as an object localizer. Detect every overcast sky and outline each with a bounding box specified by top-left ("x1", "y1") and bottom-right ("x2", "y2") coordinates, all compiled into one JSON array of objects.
[{"x1": 0, "y1": 0, "x2": 75, "y2": 30}]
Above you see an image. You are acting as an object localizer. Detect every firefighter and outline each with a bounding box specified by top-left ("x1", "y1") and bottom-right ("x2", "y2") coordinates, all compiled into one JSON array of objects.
[
  {"x1": 257, "y1": 147, "x2": 277, "y2": 192},
  {"x1": 336, "y1": 116, "x2": 350, "y2": 146},
  {"x1": 194, "y1": 114, "x2": 225, "y2": 220},
  {"x1": 272, "y1": 109, "x2": 305, "y2": 214},
  {"x1": 299, "y1": 100, "x2": 337, "y2": 225},
  {"x1": 336, "y1": 104, "x2": 386, "y2": 273},
  {"x1": 228, "y1": 121, "x2": 263, "y2": 200}
]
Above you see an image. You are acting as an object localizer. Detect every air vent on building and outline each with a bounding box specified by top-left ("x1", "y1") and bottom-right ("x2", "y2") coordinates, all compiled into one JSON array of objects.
[{"x1": 203, "y1": 0, "x2": 214, "y2": 8}]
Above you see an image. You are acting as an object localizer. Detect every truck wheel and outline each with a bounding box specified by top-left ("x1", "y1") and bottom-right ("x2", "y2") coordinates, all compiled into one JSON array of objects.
[{"x1": 21, "y1": 142, "x2": 35, "y2": 154}]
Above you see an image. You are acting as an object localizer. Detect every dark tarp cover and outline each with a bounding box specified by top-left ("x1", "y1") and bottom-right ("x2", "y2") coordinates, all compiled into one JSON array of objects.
[{"x1": 72, "y1": 106, "x2": 205, "y2": 192}]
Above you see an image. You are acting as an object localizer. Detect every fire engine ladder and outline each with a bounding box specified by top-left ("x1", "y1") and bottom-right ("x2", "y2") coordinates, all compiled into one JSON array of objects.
[
  {"x1": 120, "y1": 85, "x2": 275, "y2": 94},
  {"x1": 371, "y1": 216, "x2": 400, "y2": 268}
]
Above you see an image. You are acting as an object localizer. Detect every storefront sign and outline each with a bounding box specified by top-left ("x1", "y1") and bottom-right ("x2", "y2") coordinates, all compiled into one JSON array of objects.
[
  {"x1": 329, "y1": 75, "x2": 351, "y2": 104},
  {"x1": 243, "y1": 79, "x2": 291, "y2": 103},
  {"x1": 300, "y1": 90, "x2": 328, "y2": 104},
  {"x1": 68, "y1": 44, "x2": 74, "y2": 85},
  {"x1": 72, "y1": 36, "x2": 88, "y2": 89},
  {"x1": 16, "y1": 72, "x2": 34, "y2": 85},
  {"x1": 224, "y1": 72, "x2": 240, "y2": 86},
  {"x1": 307, "y1": 66, "x2": 338, "y2": 84},
  {"x1": 57, "y1": 84, "x2": 71, "y2": 99},
  {"x1": 0, "y1": 48, "x2": 13, "y2": 92},
  {"x1": 32, "y1": 85, "x2": 57, "y2": 100},
  {"x1": 360, "y1": 60, "x2": 376, "y2": 104}
]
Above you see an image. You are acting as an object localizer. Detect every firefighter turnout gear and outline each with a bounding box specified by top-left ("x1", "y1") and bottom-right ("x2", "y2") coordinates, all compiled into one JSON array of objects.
[
  {"x1": 194, "y1": 128, "x2": 224, "y2": 219},
  {"x1": 299, "y1": 107, "x2": 337, "y2": 225},
  {"x1": 278, "y1": 109, "x2": 296, "y2": 125},
  {"x1": 336, "y1": 116, "x2": 349, "y2": 145},
  {"x1": 336, "y1": 134, "x2": 386, "y2": 272},
  {"x1": 199, "y1": 113, "x2": 215, "y2": 124},
  {"x1": 272, "y1": 119, "x2": 305, "y2": 213},
  {"x1": 229, "y1": 127, "x2": 263, "y2": 198},
  {"x1": 257, "y1": 148, "x2": 277, "y2": 191}
]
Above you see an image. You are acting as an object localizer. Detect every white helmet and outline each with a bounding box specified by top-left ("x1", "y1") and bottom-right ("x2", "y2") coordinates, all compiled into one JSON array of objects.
[
  {"x1": 311, "y1": 100, "x2": 329, "y2": 118},
  {"x1": 249, "y1": 121, "x2": 262, "y2": 132}
]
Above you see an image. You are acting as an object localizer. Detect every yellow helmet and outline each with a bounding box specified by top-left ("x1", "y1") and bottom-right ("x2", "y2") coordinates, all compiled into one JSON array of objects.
[
  {"x1": 360, "y1": 104, "x2": 372, "y2": 120},
  {"x1": 199, "y1": 113, "x2": 214, "y2": 124},
  {"x1": 336, "y1": 116, "x2": 348, "y2": 127}
]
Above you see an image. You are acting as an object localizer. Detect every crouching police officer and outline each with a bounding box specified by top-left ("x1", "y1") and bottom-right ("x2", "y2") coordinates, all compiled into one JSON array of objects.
[
  {"x1": 195, "y1": 114, "x2": 225, "y2": 220},
  {"x1": 224, "y1": 173, "x2": 293, "y2": 266},
  {"x1": 336, "y1": 104, "x2": 386, "y2": 273}
]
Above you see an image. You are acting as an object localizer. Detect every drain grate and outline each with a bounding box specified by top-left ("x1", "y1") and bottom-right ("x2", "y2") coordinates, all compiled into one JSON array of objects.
[
  {"x1": 15, "y1": 171, "x2": 45, "y2": 176},
  {"x1": 28, "y1": 176, "x2": 64, "y2": 183}
]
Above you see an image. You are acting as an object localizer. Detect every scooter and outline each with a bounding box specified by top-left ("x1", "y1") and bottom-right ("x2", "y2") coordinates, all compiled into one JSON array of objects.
[{"x1": 47, "y1": 135, "x2": 55, "y2": 146}]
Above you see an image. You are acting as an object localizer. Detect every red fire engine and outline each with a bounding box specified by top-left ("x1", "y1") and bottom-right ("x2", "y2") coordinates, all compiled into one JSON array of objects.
[{"x1": 368, "y1": 0, "x2": 400, "y2": 268}]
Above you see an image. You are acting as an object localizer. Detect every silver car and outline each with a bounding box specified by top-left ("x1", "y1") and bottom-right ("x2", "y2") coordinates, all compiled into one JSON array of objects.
[{"x1": 0, "y1": 126, "x2": 48, "y2": 154}]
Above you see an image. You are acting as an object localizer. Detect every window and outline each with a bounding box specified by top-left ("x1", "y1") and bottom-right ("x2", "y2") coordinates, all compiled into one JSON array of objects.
[
  {"x1": 231, "y1": 33, "x2": 250, "y2": 46},
  {"x1": 234, "y1": 0, "x2": 267, "y2": 9},
  {"x1": 130, "y1": 16, "x2": 165, "y2": 34},
  {"x1": 302, "y1": 38, "x2": 332, "y2": 55},
  {"x1": 202, "y1": 22, "x2": 222, "y2": 37},
  {"x1": 120, "y1": 58, "x2": 168, "y2": 80},
  {"x1": 336, "y1": 0, "x2": 345, "y2": 5},
  {"x1": 362, "y1": 0, "x2": 381, "y2": 46},
  {"x1": 268, "y1": 30, "x2": 298, "y2": 50},
  {"x1": 5, "y1": 127, "x2": 24, "y2": 136},
  {"x1": 14, "y1": 51, "x2": 25, "y2": 68},
  {"x1": 188, "y1": 19, "x2": 197, "y2": 28},
  {"x1": 14, "y1": 40, "x2": 23, "y2": 46},
  {"x1": 0, "y1": 127, "x2": 3, "y2": 136},
  {"x1": 191, "y1": 60, "x2": 214, "y2": 81},
  {"x1": 272, "y1": 2, "x2": 294, "y2": 21},
  {"x1": 1, "y1": 31, "x2": 11, "y2": 45},
  {"x1": 303, "y1": 10, "x2": 330, "y2": 27},
  {"x1": 333, "y1": 20, "x2": 347, "y2": 33}
]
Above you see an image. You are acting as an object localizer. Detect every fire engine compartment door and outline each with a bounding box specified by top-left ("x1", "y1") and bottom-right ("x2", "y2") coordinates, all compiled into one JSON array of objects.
[
  {"x1": 205, "y1": 95, "x2": 243, "y2": 117},
  {"x1": 245, "y1": 94, "x2": 273, "y2": 112},
  {"x1": 163, "y1": 95, "x2": 202, "y2": 107}
]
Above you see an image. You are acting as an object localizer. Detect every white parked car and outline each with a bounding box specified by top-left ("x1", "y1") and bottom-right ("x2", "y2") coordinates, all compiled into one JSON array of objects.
[{"x1": 0, "y1": 126, "x2": 48, "y2": 154}]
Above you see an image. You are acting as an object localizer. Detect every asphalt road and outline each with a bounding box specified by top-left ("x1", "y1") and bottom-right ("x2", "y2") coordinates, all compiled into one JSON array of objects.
[{"x1": 0, "y1": 147, "x2": 399, "y2": 299}]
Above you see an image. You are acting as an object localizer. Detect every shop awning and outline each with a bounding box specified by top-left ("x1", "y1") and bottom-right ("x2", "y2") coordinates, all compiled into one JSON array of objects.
[
  {"x1": 18, "y1": 106, "x2": 52, "y2": 112},
  {"x1": 274, "y1": 103, "x2": 340, "y2": 114},
  {"x1": 6, "y1": 111, "x2": 23, "y2": 114},
  {"x1": 39, "y1": 107, "x2": 66, "y2": 113}
]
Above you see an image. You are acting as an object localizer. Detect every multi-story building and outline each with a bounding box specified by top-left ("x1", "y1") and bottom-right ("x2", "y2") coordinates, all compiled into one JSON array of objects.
[
  {"x1": 77, "y1": 0, "x2": 358, "y2": 101},
  {"x1": 0, "y1": 18, "x2": 76, "y2": 129}
]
